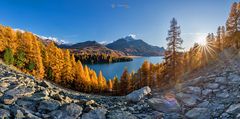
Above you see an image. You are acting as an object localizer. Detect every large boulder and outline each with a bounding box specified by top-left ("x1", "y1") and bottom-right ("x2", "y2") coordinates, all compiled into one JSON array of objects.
[
  {"x1": 5, "y1": 85, "x2": 35, "y2": 98},
  {"x1": 126, "y1": 86, "x2": 151, "y2": 102},
  {"x1": 148, "y1": 98, "x2": 180, "y2": 112},
  {"x1": 38, "y1": 99, "x2": 61, "y2": 112}
]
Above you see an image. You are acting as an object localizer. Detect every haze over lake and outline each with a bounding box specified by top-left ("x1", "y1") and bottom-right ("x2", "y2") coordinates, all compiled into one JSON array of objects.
[{"x1": 86, "y1": 56, "x2": 164, "y2": 80}]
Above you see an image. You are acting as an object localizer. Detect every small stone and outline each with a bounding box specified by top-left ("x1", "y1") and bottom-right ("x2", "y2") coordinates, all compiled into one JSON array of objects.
[
  {"x1": 197, "y1": 101, "x2": 209, "y2": 108},
  {"x1": 2, "y1": 95, "x2": 16, "y2": 105},
  {"x1": 0, "y1": 108, "x2": 10, "y2": 118},
  {"x1": 216, "y1": 91, "x2": 229, "y2": 98},
  {"x1": 183, "y1": 86, "x2": 201, "y2": 95},
  {"x1": 185, "y1": 108, "x2": 210, "y2": 119},
  {"x1": 148, "y1": 98, "x2": 180, "y2": 112},
  {"x1": 51, "y1": 93, "x2": 63, "y2": 101},
  {"x1": 15, "y1": 110, "x2": 25, "y2": 119},
  {"x1": 0, "y1": 82, "x2": 9, "y2": 88},
  {"x1": 86, "y1": 100, "x2": 95, "y2": 106},
  {"x1": 220, "y1": 113, "x2": 230, "y2": 118},
  {"x1": 128, "y1": 107, "x2": 134, "y2": 112},
  {"x1": 215, "y1": 77, "x2": 227, "y2": 84},
  {"x1": 39, "y1": 80, "x2": 52, "y2": 88},
  {"x1": 187, "y1": 76, "x2": 203, "y2": 86},
  {"x1": 151, "y1": 111, "x2": 164, "y2": 119},
  {"x1": 229, "y1": 74, "x2": 240, "y2": 82},
  {"x1": 236, "y1": 113, "x2": 240, "y2": 118},
  {"x1": 107, "y1": 110, "x2": 137, "y2": 119},
  {"x1": 202, "y1": 89, "x2": 212, "y2": 96},
  {"x1": 226, "y1": 103, "x2": 240, "y2": 114},
  {"x1": 84, "y1": 105, "x2": 95, "y2": 113},
  {"x1": 82, "y1": 108, "x2": 107, "y2": 119},
  {"x1": 176, "y1": 93, "x2": 198, "y2": 107},
  {"x1": 206, "y1": 83, "x2": 219, "y2": 89}
]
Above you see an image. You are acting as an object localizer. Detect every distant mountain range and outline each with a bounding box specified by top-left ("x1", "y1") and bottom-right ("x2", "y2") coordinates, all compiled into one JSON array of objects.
[
  {"x1": 37, "y1": 33, "x2": 164, "y2": 57},
  {"x1": 106, "y1": 36, "x2": 165, "y2": 56},
  {"x1": 59, "y1": 41, "x2": 126, "y2": 57}
]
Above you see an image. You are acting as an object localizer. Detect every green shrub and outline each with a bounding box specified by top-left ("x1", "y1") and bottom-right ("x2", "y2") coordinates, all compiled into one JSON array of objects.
[
  {"x1": 4, "y1": 48, "x2": 14, "y2": 65},
  {"x1": 15, "y1": 50, "x2": 25, "y2": 68},
  {"x1": 27, "y1": 61, "x2": 35, "y2": 71}
]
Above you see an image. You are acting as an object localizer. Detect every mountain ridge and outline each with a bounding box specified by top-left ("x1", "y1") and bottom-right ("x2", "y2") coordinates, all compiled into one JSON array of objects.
[{"x1": 106, "y1": 36, "x2": 165, "y2": 56}]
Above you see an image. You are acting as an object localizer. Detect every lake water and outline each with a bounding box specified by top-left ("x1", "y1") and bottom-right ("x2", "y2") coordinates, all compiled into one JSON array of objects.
[{"x1": 86, "y1": 56, "x2": 164, "y2": 80}]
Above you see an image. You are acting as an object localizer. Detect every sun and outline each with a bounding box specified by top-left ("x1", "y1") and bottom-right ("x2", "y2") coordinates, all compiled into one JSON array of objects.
[
  {"x1": 196, "y1": 39, "x2": 207, "y2": 46},
  {"x1": 195, "y1": 34, "x2": 207, "y2": 46}
]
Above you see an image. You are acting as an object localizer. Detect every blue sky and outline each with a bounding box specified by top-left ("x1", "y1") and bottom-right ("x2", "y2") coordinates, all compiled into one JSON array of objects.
[{"x1": 0, "y1": 0, "x2": 237, "y2": 49}]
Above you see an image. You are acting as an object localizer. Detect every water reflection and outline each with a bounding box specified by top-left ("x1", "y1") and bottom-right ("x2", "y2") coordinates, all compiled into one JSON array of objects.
[{"x1": 86, "y1": 56, "x2": 164, "y2": 80}]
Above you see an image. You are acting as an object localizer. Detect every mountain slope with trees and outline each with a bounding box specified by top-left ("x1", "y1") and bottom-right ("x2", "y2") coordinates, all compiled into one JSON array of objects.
[
  {"x1": 0, "y1": 26, "x2": 112, "y2": 93},
  {"x1": 59, "y1": 41, "x2": 132, "y2": 64}
]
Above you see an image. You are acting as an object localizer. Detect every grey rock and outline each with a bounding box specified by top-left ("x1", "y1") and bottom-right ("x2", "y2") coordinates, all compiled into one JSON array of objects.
[
  {"x1": 128, "y1": 107, "x2": 134, "y2": 112},
  {"x1": 5, "y1": 86, "x2": 35, "y2": 98},
  {"x1": 0, "y1": 108, "x2": 10, "y2": 119},
  {"x1": 0, "y1": 82, "x2": 9, "y2": 92},
  {"x1": 220, "y1": 113, "x2": 231, "y2": 118},
  {"x1": 176, "y1": 93, "x2": 199, "y2": 107},
  {"x1": 15, "y1": 110, "x2": 25, "y2": 119},
  {"x1": 1, "y1": 95, "x2": 16, "y2": 105},
  {"x1": 51, "y1": 93, "x2": 63, "y2": 101},
  {"x1": 202, "y1": 89, "x2": 212, "y2": 96},
  {"x1": 164, "y1": 113, "x2": 182, "y2": 119},
  {"x1": 0, "y1": 82, "x2": 9, "y2": 88},
  {"x1": 82, "y1": 108, "x2": 107, "y2": 119},
  {"x1": 151, "y1": 111, "x2": 164, "y2": 119},
  {"x1": 39, "y1": 80, "x2": 52, "y2": 88},
  {"x1": 236, "y1": 113, "x2": 240, "y2": 118},
  {"x1": 215, "y1": 77, "x2": 227, "y2": 84},
  {"x1": 148, "y1": 98, "x2": 180, "y2": 112},
  {"x1": 226, "y1": 103, "x2": 240, "y2": 114},
  {"x1": 107, "y1": 110, "x2": 137, "y2": 119},
  {"x1": 50, "y1": 103, "x2": 83, "y2": 119},
  {"x1": 197, "y1": 101, "x2": 209, "y2": 108},
  {"x1": 25, "y1": 113, "x2": 41, "y2": 119},
  {"x1": 183, "y1": 86, "x2": 201, "y2": 95},
  {"x1": 126, "y1": 86, "x2": 151, "y2": 102},
  {"x1": 16, "y1": 98, "x2": 37, "y2": 111},
  {"x1": 38, "y1": 99, "x2": 61, "y2": 112},
  {"x1": 229, "y1": 74, "x2": 240, "y2": 82},
  {"x1": 188, "y1": 76, "x2": 203, "y2": 86},
  {"x1": 30, "y1": 90, "x2": 49, "y2": 101},
  {"x1": 216, "y1": 91, "x2": 229, "y2": 98},
  {"x1": 86, "y1": 100, "x2": 95, "y2": 106},
  {"x1": 185, "y1": 108, "x2": 210, "y2": 119},
  {"x1": 135, "y1": 114, "x2": 152, "y2": 119},
  {"x1": 206, "y1": 83, "x2": 219, "y2": 89}
]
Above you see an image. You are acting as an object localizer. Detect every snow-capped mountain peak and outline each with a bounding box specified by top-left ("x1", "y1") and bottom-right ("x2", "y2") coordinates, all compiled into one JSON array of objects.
[{"x1": 14, "y1": 28, "x2": 67, "y2": 45}]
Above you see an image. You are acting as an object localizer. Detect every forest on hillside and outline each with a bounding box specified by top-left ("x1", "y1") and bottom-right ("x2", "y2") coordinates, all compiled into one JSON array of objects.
[{"x1": 0, "y1": 2, "x2": 240, "y2": 96}]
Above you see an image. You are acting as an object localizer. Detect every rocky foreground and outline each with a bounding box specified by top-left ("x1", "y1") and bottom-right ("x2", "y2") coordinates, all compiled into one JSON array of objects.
[{"x1": 0, "y1": 57, "x2": 240, "y2": 118}]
